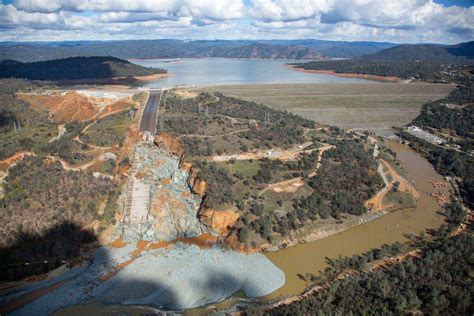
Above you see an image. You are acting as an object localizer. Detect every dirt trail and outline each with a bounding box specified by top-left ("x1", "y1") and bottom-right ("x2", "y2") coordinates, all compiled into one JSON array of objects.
[
  {"x1": 259, "y1": 144, "x2": 335, "y2": 195},
  {"x1": 73, "y1": 122, "x2": 103, "y2": 150},
  {"x1": 0, "y1": 151, "x2": 35, "y2": 171},
  {"x1": 212, "y1": 142, "x2": 313, "y2": 162},
  {"x1": 47, "y1": 155, "x2": 104, "y2": 172},
  {"x1": 178, "y1": 128, "x2": 249, "y2": 139},
  {"x1": 308, "y1": 144, "x2": 335, "y2": 177}
]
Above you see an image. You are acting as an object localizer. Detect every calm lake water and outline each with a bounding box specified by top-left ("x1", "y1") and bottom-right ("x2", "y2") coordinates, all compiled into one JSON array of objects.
[{"x1": 132, "y1": 58, "x2": 371, "y2": 88}]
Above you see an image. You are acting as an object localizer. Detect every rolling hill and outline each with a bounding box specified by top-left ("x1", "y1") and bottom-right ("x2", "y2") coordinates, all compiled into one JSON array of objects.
[
  {"x1": 361, "y1": 41, "x2": 474, "y2": 62},
  {"x1": 0, "y1": 56, "x2": 166, "y2": 81},
  {"x1": 293, "y1": 41, "x2": 474, "y2": 81}
]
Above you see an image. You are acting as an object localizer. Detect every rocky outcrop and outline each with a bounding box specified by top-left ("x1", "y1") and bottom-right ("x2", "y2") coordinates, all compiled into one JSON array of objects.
[{"x1": 200, "y1": 209, "x2": 240, "y2": 235}]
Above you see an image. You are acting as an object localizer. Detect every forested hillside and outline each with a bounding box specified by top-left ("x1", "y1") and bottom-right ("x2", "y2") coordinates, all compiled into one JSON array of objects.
[
  {"x1": 0, "y1": 56, "x2": 166, "y2": 81},
  {"x1": 404, "y1": 80, "x2": 474, "y2": 209},
  {"x1": 361, "y1": 41, "x2": 474, "y2": 62},
  {"x1": 413, "y1": 83, "x2": 473, "y2": 138},
  {"x1": 158, "y1": 92, "x2": 382, "y2": 247},
  {"x1": 0, "y1": 79, "x2": 123, "y2": 280},
  {"x1": 293, "y1": 41, "x2": 474, "y2": 82}
]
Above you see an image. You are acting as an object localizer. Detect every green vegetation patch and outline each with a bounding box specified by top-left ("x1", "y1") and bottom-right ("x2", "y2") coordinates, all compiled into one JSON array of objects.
[
  {"x1": 220, "y1": 160, "x2": 261, "y2": 178},
  {"x1": 0, "y1": 81, "x2": 57, "y2": 160},
  {"x1": 82, "y1": 110, "x2": 134, "y2": 147},
  {"x1": 160, "y1": 92, "x2": 314, "y2": 156},
  {"x1": 384, "y1": 189, "x2": 416, "y2": 209}
]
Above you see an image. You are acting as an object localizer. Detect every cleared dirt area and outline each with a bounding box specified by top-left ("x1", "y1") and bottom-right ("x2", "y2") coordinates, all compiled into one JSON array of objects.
[
  {"x1": 200, "y1": 83, "x2": 453, "y2": 130},
  {"x1": 16, "y1": 90, "x2": 137, "y2": 122}
]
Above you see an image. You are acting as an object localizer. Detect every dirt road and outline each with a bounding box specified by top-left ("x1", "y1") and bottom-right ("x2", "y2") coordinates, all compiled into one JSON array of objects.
[{"x1": 365, "y1": 158, "x2": 419, "y2": 212}]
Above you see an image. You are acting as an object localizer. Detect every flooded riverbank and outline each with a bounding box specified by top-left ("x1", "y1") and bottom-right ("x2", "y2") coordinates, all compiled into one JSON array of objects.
[{"x1": 263, "y1": 140, "x2": 447, "y2": 299}]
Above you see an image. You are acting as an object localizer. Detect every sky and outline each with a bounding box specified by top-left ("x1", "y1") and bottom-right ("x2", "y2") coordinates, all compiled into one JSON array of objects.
[{"x1": 0, "y1": 0, "x2": 473, "y2": 44}]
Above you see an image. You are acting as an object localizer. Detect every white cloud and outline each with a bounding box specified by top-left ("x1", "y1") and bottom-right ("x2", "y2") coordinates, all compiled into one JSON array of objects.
[{"x1": 0, "y1": 0, "x2": 472, "y2": 43}]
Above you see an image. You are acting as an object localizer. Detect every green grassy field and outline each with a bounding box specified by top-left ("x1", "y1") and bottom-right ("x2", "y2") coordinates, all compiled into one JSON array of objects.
[{"x1": 199, "y1": 83, "x2": 453, "y2": 130}]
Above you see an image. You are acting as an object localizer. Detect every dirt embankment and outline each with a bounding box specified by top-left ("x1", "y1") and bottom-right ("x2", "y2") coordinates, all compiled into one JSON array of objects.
[{"x1": 289, "y1": 65, "x2": 401, "y2": 83}]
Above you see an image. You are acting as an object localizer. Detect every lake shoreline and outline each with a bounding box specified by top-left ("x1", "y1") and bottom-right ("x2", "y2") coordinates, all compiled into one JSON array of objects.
[{"x1": 287, "y1": 65, "x2": 401, "y2": 83}]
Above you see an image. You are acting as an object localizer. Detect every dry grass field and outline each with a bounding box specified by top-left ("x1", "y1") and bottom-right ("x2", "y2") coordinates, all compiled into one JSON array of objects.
[{"x1": 199, "y1": 83, "x2": 453, "y2": 130}]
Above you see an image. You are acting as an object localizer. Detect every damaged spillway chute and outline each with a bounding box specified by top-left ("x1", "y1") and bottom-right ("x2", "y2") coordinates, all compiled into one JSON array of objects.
[{"x1": 119, "y1": 142, "x2": 207, "y2": 242}]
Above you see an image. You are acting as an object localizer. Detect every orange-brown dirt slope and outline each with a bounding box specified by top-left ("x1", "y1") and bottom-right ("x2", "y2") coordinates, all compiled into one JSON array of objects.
[{"x1": 16, "y1": 91, "x2": 134, "y2": 122}]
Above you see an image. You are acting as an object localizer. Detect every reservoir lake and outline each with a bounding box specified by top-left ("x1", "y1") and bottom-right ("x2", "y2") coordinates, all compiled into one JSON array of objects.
[{"x1": 132, "y1": 58, "x2": 371, "y2": 88}]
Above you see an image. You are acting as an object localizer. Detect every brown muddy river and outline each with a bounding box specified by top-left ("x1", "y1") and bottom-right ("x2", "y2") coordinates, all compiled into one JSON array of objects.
[{"x1": 264, "y1": 140, "x2": 447, "y2": 299}]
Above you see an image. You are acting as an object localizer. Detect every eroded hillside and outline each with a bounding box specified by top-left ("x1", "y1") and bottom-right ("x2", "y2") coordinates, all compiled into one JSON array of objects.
[{"x1": 155, "y1": 91, "x2": 417, "y2": 250}]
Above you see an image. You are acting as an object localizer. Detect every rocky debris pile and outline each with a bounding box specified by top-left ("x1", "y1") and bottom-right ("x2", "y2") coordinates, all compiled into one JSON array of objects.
[
  {"x1": 5, "y1": 243, "x2": 285, "y2": 315},
  {"x1": 121, "y1": 143, "x2": 207, "y2": 242}
]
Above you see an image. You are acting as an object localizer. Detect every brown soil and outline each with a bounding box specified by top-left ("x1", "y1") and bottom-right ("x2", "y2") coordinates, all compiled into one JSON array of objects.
[
  {"x1": 154, "y1": 132, "x2": 185, "y2": 158},
  {"x1": 130, "y1": 73, "x2": 169, "y2": 81},
  {"x1": 174, "y1": 89, "x2": 199, "y2": 99}
]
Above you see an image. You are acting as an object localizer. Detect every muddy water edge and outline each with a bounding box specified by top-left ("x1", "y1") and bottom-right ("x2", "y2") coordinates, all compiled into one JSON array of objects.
[{"x1": 262, "y1": 140, "x2": 448, "y2": 299}]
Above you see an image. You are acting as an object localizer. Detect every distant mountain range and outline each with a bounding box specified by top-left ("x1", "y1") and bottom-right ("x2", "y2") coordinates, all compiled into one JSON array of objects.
[
  {"x1": 0, "y1": 56, "x2": 165, "y2": 81},
  {"x1": 0, "y1": 39, "x2": 396, "y2": 62}
]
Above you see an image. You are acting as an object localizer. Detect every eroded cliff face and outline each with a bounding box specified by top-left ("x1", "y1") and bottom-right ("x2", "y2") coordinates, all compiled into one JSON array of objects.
[
  {"x1": 182, "y1": 162, "x2": 208, "y2": 196},
  {"x1": 200, "y1": 209, "x2": 240, "y2": 235},
  {"x1": 152, "y1": 133, "x2": 239, "y2": 239}
]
